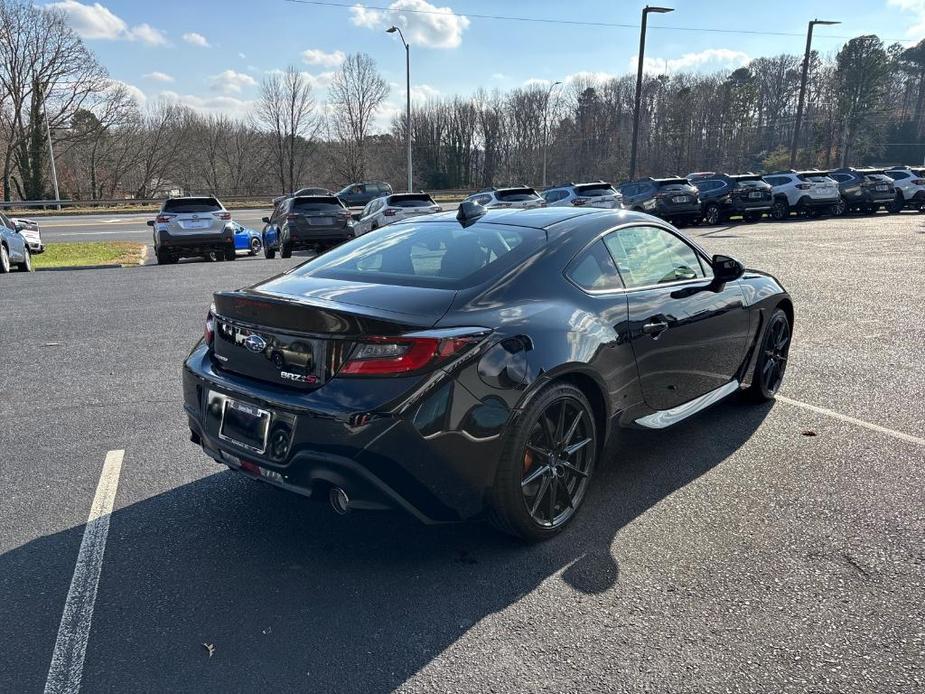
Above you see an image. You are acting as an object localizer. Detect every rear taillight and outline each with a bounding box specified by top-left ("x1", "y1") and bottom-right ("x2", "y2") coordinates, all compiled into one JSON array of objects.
[
  {"x1": 155, "y1": 214, "x2": 175, "y2": 224},
  {"x1": 796, "y1": 183, "x2": 812, "y2": 190},
  {"x1": 213, "y1": 211, "x2": 231, "y2": 221},
  {"x1": 286, "y1": 213, "x2": 300, "y2": 221},
  {"x1": 913, "y1": 179, "x2": 925, "y2": 185},
  {"x1": 338, "y1": 332, "x2": 487, "y2": 376},
  {"x1": 494, "y1": 202, "x2": 511, "y2": 208},
  {"x1": 204, "y1": 304, "x2": 215, "y2": 346},
  {"x1": 572, "y1": 197, "x2": 589, "y2": 206},
  {"x1": 383, "y1": 208, "x2": 398, "y2": 217}
]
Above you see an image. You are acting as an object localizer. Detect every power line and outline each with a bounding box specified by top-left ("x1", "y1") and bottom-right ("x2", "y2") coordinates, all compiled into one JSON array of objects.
[{"x1": 284, "y1": 0, "x2": 909, "y2": 42}]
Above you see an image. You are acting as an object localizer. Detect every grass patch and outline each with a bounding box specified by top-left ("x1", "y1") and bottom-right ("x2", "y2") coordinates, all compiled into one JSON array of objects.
[{"x1": 33, "y1": 242, "x2": 146, "y2": 269}]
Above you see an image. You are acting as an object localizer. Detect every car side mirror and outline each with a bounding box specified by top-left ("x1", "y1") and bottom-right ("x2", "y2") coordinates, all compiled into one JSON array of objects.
[
  {"x1": 146, "y1": 220, "x2": 154, "y2": 227},
  {"x1": 262, "y1": 217, "x2": 270, "y2": 224},
  {"x1": 712, "y1": 254, "x2": 744, "y2": 283}
]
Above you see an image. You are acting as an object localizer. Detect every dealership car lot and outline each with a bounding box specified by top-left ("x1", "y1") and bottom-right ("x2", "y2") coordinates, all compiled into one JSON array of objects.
[{"x1": 1, "y1": 214, "x2": 923, "y2": 691}]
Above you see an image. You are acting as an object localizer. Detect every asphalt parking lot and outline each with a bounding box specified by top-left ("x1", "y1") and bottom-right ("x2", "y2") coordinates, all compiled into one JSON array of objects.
[{"x1": 1, "y1": 213, "x2": 923, "y2": 692}]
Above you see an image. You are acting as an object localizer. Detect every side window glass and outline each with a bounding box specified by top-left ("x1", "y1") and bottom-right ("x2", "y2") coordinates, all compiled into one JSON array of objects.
[
  {"x1": 565, "y1": 241, "x2": 624, "y2": 292},
  {"x1": 604, "y1": 225, "x2": 707, "y2": 289}
]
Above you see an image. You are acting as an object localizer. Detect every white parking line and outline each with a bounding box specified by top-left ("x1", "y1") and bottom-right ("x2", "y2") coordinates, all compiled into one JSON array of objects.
[
  {"x1": 44, "y1": 449, "x2": 124, "y2": 694},
  {"x1": 777, "y1": 395, "x2": 925, "y2": 447}
]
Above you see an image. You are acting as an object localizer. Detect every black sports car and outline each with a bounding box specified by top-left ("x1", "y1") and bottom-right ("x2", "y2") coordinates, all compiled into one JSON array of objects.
[{"x1": 182, "y1": 203, "x2": 792, "y2": 541}]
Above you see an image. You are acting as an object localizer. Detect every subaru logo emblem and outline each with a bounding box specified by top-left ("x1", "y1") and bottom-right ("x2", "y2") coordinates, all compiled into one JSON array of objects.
[{"x1": 244, "y1": 334, "x2": 267, "y2": 353}]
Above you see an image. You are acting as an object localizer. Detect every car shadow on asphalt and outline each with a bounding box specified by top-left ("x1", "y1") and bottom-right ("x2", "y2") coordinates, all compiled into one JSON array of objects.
[{"x1": 1, "y1": 397, "x2": 773, "y2": 692}]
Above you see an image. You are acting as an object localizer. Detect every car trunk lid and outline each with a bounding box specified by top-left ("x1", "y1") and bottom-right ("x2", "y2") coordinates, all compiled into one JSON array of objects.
[{"x1": 211, "y1": 278, "x2": 456, "y2": 390}]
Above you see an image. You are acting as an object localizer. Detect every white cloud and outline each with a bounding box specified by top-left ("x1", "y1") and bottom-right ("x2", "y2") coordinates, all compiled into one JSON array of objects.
[
  {"x1": 303, "y1": 48, "x2": 346, "y2": 67},
  {"x1": 129, "y1": 23, "x2": 166, "y2": 45},
  {"x1": 47, "y1": 1, "x2": 166, "y2": 45},
  {"x1": 524, "y1": 77, "x2": 553, "y2": 88},
  {"x1": 143, "y1": 71, "x2": 174, "y2": 83},
  {"x1": 566, "y1": 71, "x2": 617, "y2": 84},
  {"x1": 159, "y1": 90, "x2": 254, "y2": 117},
  {"x1": 351, "y1": 0, "x2": 470, "y2": 49},
  {"x1": 238, "y1": 52, "x2": 247, "y2": 59},
  {"x1": 491, "y1": 73, "x2": 506, "y2": 81},
  {"x1": 888, "y1": 0, "x2": 925, "y2": 40},
  {"x1": 629, "y1": 48, "x2": 751, "y2": 75},
  {"x1": 108, "y1": 79, "x2": 146, "y2": 106},
  {"x1": 264, "y1": 68, "x2": 335, "y2": 90},
  {"x1": 209, "y1": 69, "x2": 257, "y2": 94},
  {"x1": 410, "y1": 84, "x2": 440, "y2": 101},
  {"x1": 182, "y1": 31, "x2": 210, "y2": 47}
]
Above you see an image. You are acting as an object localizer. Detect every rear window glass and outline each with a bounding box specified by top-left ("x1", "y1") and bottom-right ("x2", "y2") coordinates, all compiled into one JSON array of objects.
[
  {"x1": 798, "y1": 175, "x2": 833, "y2": 183},
  {"x1": 566, "y1": 241, "x2": 623, "y2": 292},
  {"x1": 656, "y1": 179, "x2": 689, "y2": 188},
  {"x1": 162, "y1": 198, "x2": 221, "y2": 213},
  {"x1": 883, "y1": 171, "x2": 908, "y2": 180},
  {"x1": 388, "y1": 194, "x2": 435, "y2": 208},
  {"x1": 496, "y1": 188, "x2": 539, "y2": 201},
  {"x1": 294, "y1": 222, "x2": 545, "y2": 289},
  {"x1": 657, "y1": 182, "x2": 691, "y2": 192},
  {"x1": 574, "y1": 184, "x2": 617, "y2": 197},
  {"x1": 735, "y1": 179, "x2": 768, "y2": 189},
  {"x1": 864, "y1": 174, "x2": 892, "y2": 183},
  {"x1": 291, "y1": 196, "x2": 344, "y2": 213}
]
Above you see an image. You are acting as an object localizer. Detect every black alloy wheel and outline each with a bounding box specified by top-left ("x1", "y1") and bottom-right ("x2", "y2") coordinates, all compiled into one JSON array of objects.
[
  {"x1": 771, "y1": 199, "x2": 789, "y2": 221},
  {"x1": 489, "y1": 383, "x2": 597, "y2": 541},
  {"x1": 748, "y1": 308, "x2": 791, "y2": 402},
  {"x1": 832, "y1": 198, "x2": 847, "y2": 216},
  {"x1": 704, "y1": 204, "x2": 721, "y2": 226}
]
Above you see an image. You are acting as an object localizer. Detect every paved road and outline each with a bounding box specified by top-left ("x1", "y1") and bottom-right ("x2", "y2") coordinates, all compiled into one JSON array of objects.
[
  {"x1": 1, "y1": 214, "x2": 923, "y2": 692},
  {"x1": 34, "y1": 208, "x2": 274, "y2": 244}
]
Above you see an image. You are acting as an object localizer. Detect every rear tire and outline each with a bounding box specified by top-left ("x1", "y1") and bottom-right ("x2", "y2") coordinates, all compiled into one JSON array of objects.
[
  {"x1": 224, "y1": 247, "x2": 236, "y2": 261},
  {"x1": 281, "y1": 241, "x2": 293, "y2": 259},
  {"x1": 0, "y1": 244, "x2": 10, "y2": 273},
  {"x1": 771, "y1": 199, "x2": 789, "y2": 220},
  {"x1": 747, "y1": 308, "x2": 791, "y2": 402},
  {"x1": 704, "y1": 203, "x2": 721, "y2": 226},
  {"x1": 155, "y1": 247, "x2": 175, "y2": 265},
  {"x1": 887, "y1": 194, "x2": 904, "y2": 214},
  {"x1": 488, "y1": 382, "x2": 598, "y2": 542},
  {"x1": 832, "y1": 198, "x2": 847, "y2": 216},
  {"x1": 250, "y1": 237, "x2": 261, "y2": 255},
  {"x1": 17, "y1": 246, "x2": 33, "y2": 272}
]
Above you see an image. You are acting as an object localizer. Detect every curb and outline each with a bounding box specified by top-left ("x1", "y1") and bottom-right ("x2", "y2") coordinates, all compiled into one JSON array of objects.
[{"x1": 36, "y1": 263, "x2": 123, "y2": 272}]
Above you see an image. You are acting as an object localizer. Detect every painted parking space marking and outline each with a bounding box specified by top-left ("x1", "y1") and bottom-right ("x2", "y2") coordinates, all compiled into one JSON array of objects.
[
  {"x1": 43, "y1": 449, "x2": 124, "y2": 694},
  {"x1": 777, "y1": 395, "x2": 925, "y2": 447}
]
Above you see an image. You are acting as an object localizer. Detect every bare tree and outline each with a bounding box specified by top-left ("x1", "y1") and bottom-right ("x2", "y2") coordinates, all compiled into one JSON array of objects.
[
  {"x1": 328, "y1": 53, "x2": 389, "y2": 182},
  {"x1": 254, "y1": 66, "x2": 321, "y2": 194}
]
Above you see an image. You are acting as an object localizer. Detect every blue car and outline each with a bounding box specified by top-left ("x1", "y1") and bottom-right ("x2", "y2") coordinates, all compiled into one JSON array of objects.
[{"x1": 231, "y1": 222, "x2": 262, "y2": 256}]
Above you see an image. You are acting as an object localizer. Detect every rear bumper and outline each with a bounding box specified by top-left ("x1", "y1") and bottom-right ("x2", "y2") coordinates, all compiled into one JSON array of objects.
[
  {"x1": 656, "y1": 203, "x2": 701, "y2": 219},
  {"x1": 729, "y1": 200, "x2": 771, "y2": 213},
  {"x1": 156, "y1": 229, "x2": 233, "y2": 254},
  {"x1": 26, "y1": 241, "x2": 45, "y2": 254},
  {"x1": 284, "y1": 227, "x2": 354, "y2": 250},
  {"x1": 795, "y1": 195, "x2": 839, "y2": 209},
  {"x1": 182, "y1": 343, "x2": 505, "y2": 523},
  {"x1": 902, "y1": 189, "x2": 925, "y2": 204}
]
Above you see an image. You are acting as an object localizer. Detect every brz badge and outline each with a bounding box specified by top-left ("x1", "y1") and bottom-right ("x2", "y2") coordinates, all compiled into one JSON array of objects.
[
  {"x1": 244, "y1": 334, "x2": 267, "y2": 353},
  {"x1": 280, "y1": 371, "x2": 318, "y2": 384}
]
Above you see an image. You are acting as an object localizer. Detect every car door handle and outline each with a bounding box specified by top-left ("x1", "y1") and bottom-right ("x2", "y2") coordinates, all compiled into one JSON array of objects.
[{"x1": 642, "y1": 319, "x2": 669, "y2": 336}]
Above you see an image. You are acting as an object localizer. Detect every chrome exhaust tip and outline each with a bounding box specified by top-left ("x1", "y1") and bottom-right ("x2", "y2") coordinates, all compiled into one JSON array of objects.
[{"x1": 329, "y1": 487, "x2": 350, "y2": 515}]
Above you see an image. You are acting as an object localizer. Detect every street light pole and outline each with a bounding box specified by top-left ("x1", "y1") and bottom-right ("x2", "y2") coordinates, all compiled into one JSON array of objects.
[
  {"x1": 542, "y1": 81, "x2": 562, "y2": 188},
  {"x1": 629, "y1": 5, "x2": 673, "y2": 180},
  {"x1": 41, "y1": 88, "x2": 61, "y2": 210},
  {"x1": 789, "y1": 18, "x2": 840, "y2": 169},
  {"x1": 387, "y1": 26, "x2": 413, "y2": 192}
]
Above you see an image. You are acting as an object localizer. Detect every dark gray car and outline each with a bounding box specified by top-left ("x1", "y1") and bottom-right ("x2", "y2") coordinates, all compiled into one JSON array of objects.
[
  {"x1": 618, "y1": 177, "x2": 702, "y2": 226},
  {"x1": 336, "y1": 182, "x2": 393, "y2": 208},
  {"x1": 261, "y1": 195, "x2": 355, "y2": 258}
]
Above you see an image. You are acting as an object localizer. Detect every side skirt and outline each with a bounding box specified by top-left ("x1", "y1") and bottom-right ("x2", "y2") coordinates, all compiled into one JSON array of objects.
[{"x1": 634, "y1": 380, "x2": 740, "y2": 429}]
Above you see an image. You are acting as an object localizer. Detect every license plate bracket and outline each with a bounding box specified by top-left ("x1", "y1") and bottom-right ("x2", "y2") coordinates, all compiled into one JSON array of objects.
[{"x1": 219, "y1": 398, "x2": 271, "y2": 454}]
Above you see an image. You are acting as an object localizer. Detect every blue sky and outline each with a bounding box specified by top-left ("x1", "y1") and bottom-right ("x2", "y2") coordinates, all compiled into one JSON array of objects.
[{"x1": 47, "y1": 0, "x2": 925, "y2": 127}]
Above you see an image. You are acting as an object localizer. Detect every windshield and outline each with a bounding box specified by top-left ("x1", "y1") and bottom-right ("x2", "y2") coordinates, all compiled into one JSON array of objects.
[
  {"x1": 574, "y1": 184, "x2": 617, "y2": 197},
  {"x1": 291, "y1": 196, "x2": 344, "y2": 213},
  {"x1": 496, "y1": 188, "x2": 539, "y2": 201},
  {"x1": 162, "y1": 198, "x2": 221, "y2": 213},
  {"x1": 388, "y1": 194, "x2": 435, "y2": 208},
  {"x1": 657, "y1": 182, "x2": 692, "y2": 193},
  {"x1": 292, "y1": 221, "x2": 545, "y2": 289},
  {"x1": 798, "y1": 175, "x2": 834, "y2": 184}
]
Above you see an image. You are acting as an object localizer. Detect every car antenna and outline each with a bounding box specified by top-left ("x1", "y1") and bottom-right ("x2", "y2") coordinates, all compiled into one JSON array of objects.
[{"x1": 456, "y1": 200, "x2": 486, "y2": 228}]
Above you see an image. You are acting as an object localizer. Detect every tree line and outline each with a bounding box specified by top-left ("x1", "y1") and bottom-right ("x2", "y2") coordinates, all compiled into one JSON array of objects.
[{"x1": 2, "y1": 0, "x2": 924, "y2": 202}]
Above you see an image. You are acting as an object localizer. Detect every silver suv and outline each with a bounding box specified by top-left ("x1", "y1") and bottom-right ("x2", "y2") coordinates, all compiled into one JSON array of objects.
[
  {"x1": 883, "y1": 166, "x2": 925, "y2": 212},
  {"x1": 541, "y1": 181, "x2": 623, "y2": 209},
  {"x1": 762, "y1": 170, "x2": 840, "y2": 220},
  {"x1": 463, "y1": 186, "x2": 545, "y2": 209},
  {"x1": 355, "y1": 193, "x2": 442, "y2": 236},
  {"x1": 147, "y1": 196, "x2": 235, "y2": 265}
]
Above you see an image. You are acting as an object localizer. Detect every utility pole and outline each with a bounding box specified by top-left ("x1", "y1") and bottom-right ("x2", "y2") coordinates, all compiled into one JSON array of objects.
[
  {"x1": 41, "y1": 89, "x2": 61, "y2": 210},
  {"x1": 789, "y1": 18, "x2": 840, "y2": 169},
  {"x1": 542, "y1": 81, "x2": 562, "y2": 188},
  {"x1": 629, "y1": 5, "x2": 673, "y2": 180}
]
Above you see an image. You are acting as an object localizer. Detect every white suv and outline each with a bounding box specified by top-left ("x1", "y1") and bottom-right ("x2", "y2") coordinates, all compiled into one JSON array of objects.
[
  {"x1": 463, "y1": 186, "x2": 545, "y2": 209},
  {"x1": 884, "y1": 166, "x2": 925, "y2": 212},
  {"x1": 541, "y1": 181, "x2": 623, "y2": 209},
  {"x1": 355, "y1": 193, "x2": 442, "y2": 236},
  {"x1": 762, "y1": 170, "x2": 840, "y2": 220}
]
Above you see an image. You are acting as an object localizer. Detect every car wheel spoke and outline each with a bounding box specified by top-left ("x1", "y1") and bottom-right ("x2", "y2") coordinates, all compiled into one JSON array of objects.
[
  {"x1": 563, "y1": 410, "x2": 583, "y2": 449},
  {"x1": 556, "y1": 476, "x2": 574, "y2": 509},
  {"x1": 560, "y1": 461, "x2": 588, "y2": 479},
  {"x1": 564, "y1": 437, "x2": 592, "y2": 456},
  {"x1": 530, "y1": 476, "x2": 551, "y2": 517},
  {"x1": 522, "y1": 464, "x2": 550, "y2": 488},
  {"x1": 547, "y1": 474, "x2": 558, "y2": 520}
]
